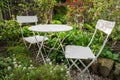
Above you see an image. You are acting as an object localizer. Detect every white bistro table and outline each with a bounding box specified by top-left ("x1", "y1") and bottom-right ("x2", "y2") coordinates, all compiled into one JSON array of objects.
[{"x1": 29, "y1": 24, "x2": 73, "y2": 63}]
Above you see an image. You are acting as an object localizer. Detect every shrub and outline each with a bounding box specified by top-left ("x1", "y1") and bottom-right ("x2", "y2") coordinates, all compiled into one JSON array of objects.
[{"x1": 0, "y1": 20, "x2": 21, "y2": 43}]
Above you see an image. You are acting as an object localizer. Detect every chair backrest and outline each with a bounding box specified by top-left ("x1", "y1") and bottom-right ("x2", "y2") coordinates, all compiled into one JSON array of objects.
[
  {"x1": 96, "y1": 19, "x2": 115, "y2": 35},
  {"x1": 17, "y1": 16, "x2": 38, "y2": 37},
  {"x1": 88, "y1": 19, "x2": 115, "y2": 58},
  {"x1": 17, "y1": 16, "x2": 38, "y2": 25}
]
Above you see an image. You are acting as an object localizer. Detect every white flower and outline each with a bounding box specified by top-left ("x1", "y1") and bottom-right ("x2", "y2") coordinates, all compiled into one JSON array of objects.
[
  {"x1": 28, "y1": 67, "x2": 32, "y2": 70},
  {"x1": 13, "y1": 61, "x2": 16, "y2": 64},
  {"x1": 46, "y1": 58, "x2": 50, "y2": 62},
  {"x1": 53, "y1": 67, "x2": 56, "y2": 71},
  {"x1": 61, "y1": 68, "x2": 64, "y2": 71},
  {"x1": 31, "y1": 66, "x2": 35, "y2": 69},
  {"x1": 23, "y1": 67, "x2": 27, "y2": 70},
  {"x1": 14, "y1": 64, "x2": 18, "y2": 67},
  {"x1": 13, "y1": 58, "x2": 16, "y2": 61},
  {"x1": 7, "y1": 57, "x2": 10, "y2": 59},
  {"x1": 30, "y1": 60, "x2": 32, "y2": 63},
  {"x1": 66, "y1": 70, "x2": 70, "y2": 74},
  {"x1": 7, "y1": 66, "x2": 12, "y2": 71},
  {"x1": 49, "y1": 62, "x2": 52, "y2": 65},
  {"x1": 18, "y1": 65, "x2": 22, "y2": 68},
  {"x1": 30, "y1": 64, "x2": 33, "y2": 67},
  {"x1": 64, "y1": 65, "x2": 68, "y2": 69},
  {"x1": 50, "y1": 70, "x2": 52, "y2": 73}
]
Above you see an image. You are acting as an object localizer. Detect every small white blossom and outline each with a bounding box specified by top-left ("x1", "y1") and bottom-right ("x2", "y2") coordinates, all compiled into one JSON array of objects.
[
  {"x1": 31, "y1": 66, "x2": 35, "y2": 69},
  {"x1": 7, "y1": 66, "x2": 12, "y2": 71},
  {"x1": 18, "y1": 65, "x2": 22, "y2": 68},
  {"x1": 66, "y1": 70, "x2": 70, "y2": 74},
  {"x1": 28, "y1": 67, "x2": 32, "y2": 70},
  {"x1": 46, "y1": 58, "x2": 50, "y2": 62},
  {"x1": 13, "y1": 54, "x2": 15, "y2": 56},
  {"x1": 13, "y1": 58, "x2": 16, "y2": 61},
  {"x1": 64, "y1": 65, "x2": 67, "y2": 69},
  {"x1": 30, "y1": 60, "x2": 32, "y2": 63},
  {"x1": 49, "y1": 62, "x2": 52, "y2": 65},
  {"x1": 23, "y1": 67, "x2": 27, "y2": 70},
  {"x1": 30, "y1": 64, "x2": 33, "y2": 67},
  {"x1": 13, "y1": 61, "x2": 16, "y2": 64},
  {"x1": 14, "y1": 64, "x2": 18, "y2": 67},
  {"x1": 61, "y1": 68, "x2": 64, "y2": 71},
  {"x1": 53, "y1": 67, "x2": 56, "y2": 71},
  {"x1": 50, "y1": 70, "x2": 52, "y2": 73}
]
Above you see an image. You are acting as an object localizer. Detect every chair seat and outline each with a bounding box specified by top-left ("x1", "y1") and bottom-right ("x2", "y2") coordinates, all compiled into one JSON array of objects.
[
  {"x1": 65, "y1": 45, "x2": 95, "y2": 59},
  {"x1": 23, "y1": 35, "x2": 48, "y2": 44}
]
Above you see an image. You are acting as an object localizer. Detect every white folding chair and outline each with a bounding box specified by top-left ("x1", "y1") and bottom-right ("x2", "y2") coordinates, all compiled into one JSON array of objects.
[
  {"x1": 65, "y1": 19, "x2": 115, "y2": 79},
  {"x1": 17, "y1": 16, "x2": 48, "y2": 49},
  {"x1": 17, "y1": 16, "x2": 49, "y2": 63}
]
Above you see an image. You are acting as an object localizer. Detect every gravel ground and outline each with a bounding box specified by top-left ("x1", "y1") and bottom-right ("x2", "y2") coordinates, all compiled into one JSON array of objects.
[
  {"x1": 69, "y1": 70, "x2": 111, "y2": 80},
  {"x1": 71, "y1": 74, "x2": 111, "y2": 80}
]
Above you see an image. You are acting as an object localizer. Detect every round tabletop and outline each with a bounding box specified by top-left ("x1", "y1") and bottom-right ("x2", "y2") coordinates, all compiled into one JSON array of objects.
[{"x1": 29, "y1": 24, "x2": 73, "y2": 32}]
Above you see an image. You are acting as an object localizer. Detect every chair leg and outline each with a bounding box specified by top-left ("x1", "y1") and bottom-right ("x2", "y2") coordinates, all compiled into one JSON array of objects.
[
  {"x1": 28, "y1": 44, "x2": 32, "y2": 49},
  {"x1": 46, "y1": 36, "x2": 59, "y2": 58},
  {"x1": 79, "y1": 59, "x2": 94, "y2": 75},
  {"x1": 67, "y1": 59, "x2": 95, "y2": 80},
  {"x1": 23, "y1": 39, "x2": 28, "y2": 48},
  {"x1": 36, "y1": 33, "x2": 47, "y2": 64},
  {"x1": 78, "y1": 59, "x2": 90, "y2": 73},
  {"x1": 67, "y1": 59, "x2": 84, "y2": 80},
  {"x1": 69, "y1": 59, "x2": 78, "y2": 70},
  {"x1": 78, "y1": 60, "x2": 92, "y2": 79},
  {"x1": 43, "y1": 45, "x2": 47, "y2": 55},
  {"x1": 69, "y1": 59, "x2": 82, "y2": 72},
  {"x1": 47, "y1": 33, "x2": 69, "y2": 58},
  {"x1": 78, "y1": 59, "x2": 95, "y2": 80}
]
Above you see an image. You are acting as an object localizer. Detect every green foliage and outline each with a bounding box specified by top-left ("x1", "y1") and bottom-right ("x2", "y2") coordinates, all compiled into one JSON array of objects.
[
  {"x1": 0, "y1": 54, "x2": 39, "y2": 80},
  {"x1": 38, "y1": 64, "x2": 68, "y2": 80},
  {"x1": 84, "y1": 23, "x2": 94, "y2": 31},
  {"x1": 51, "y1": 20, "x2": 62, "y2": 24},
  {"x1": 0, "y1": 20, "x2": 21, "y2": 43},
  {"x1": 90, "y1": 0, "x2": 120, "y2": 41},
  {"x1": 101, "y1": 47, "x2": 120, "y2": 62},
  {"x1": 0, "y1": 45, "x2": 69, "y2": 80},
  {"x1": 53, "y1": 6, "x2": 68, "y2": 24},
  {"x1": 33, "y1": 0, "x2": 57, "y2": 23},
  {"x1": 0, "y1": 57, "x2": 13, "y2": 77},
  {"x1": 0, "y1": 0, "x2": 57, "y2": 23},
  {"x1": 65, "y1": 0, "x2": 120, "y2": 41},
  {"x1": 22, "y1": 26, "x2": 33, "y2": 37},
  {"x1": 0, "y1": 20, "x2": 35, "y2": 45},
  {"x1": 0, "y1": 53, "x2": 69, "y2": 80},
  {"x1": 6, "y1": 45, "x2": 28, "y2": 55}
]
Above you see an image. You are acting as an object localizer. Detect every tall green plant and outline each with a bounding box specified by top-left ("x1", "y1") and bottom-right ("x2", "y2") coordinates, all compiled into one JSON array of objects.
[
  {"x1": 0, "y1": 20, "x2": 21, "y2": 43},
  {"x1": 91, "y1": 0, "x2": 120, "y2": 41},
  {"x1": 34, "y1": 0, "x2": 56, "y2": 23},
  {"x1": 0, "y1": 0, "x2": 13, "y2": 19}
]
